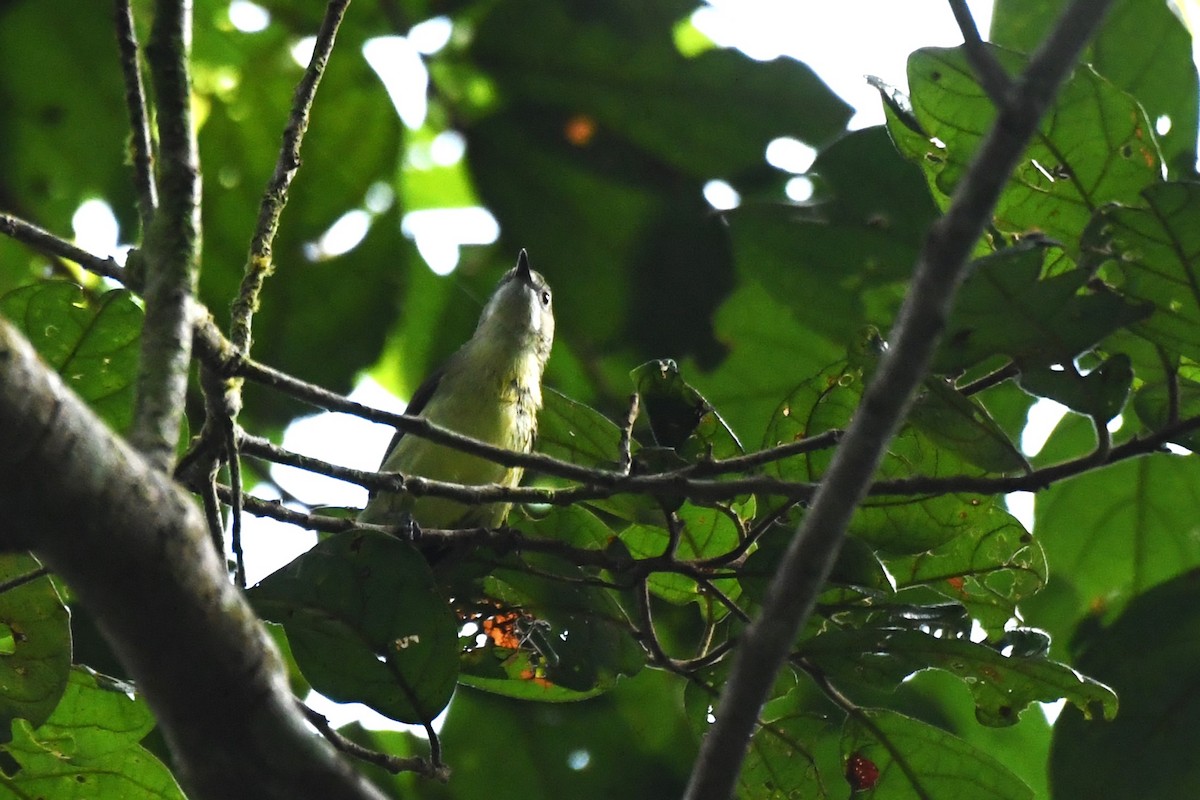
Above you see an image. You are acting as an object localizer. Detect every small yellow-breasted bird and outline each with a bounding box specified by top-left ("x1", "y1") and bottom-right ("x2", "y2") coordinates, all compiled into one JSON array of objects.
[{"x1": 359, "y1": 250, "x2": 554, "y2": 530}]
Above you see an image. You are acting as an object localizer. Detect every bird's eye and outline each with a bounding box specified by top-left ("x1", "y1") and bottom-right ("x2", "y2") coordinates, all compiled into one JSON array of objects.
[{"x1": 540, "y1": 289, "x2": 552, "y2": 308}]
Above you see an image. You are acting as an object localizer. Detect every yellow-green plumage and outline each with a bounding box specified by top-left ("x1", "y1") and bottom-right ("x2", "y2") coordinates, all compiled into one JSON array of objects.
[{"x1": 359, "y1": 252, "x2": 553, "y2": 529}]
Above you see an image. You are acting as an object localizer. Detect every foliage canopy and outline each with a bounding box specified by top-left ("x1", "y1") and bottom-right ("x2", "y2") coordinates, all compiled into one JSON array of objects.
[{"x1": 1, "y1": 0, "x2": 1199, "y2": 798}]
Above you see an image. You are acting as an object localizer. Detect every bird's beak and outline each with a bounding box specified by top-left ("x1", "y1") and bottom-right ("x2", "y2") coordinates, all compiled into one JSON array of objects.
[{"x1": 516, "y1": 249, "x2": 532, "y2": 285}]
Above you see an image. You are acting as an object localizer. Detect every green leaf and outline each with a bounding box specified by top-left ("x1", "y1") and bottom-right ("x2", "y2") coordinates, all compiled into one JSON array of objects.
[
  {"x1": 249, "y1": 532, "x2": 459, "y2": 724},
  {"x1": 804, "y1": 628, "x2": 1115, "y2": 727},
  {"x1": 620, "y1": 502, "x2": 741, "y2": 607},
  {"x1": 437, "y1": 671, "x2": 694, "y2": 798},
  {"x1": 686, "y1": 282, "x2": 843, "y2": 448},
  {"x1": 512, "y1": 504, "x2": 615, "y2": 552},
  {"x1": 1017, "y1": 355, "x2": 1132, "y2": 421},
  {"x1": 992, "y1": 0, "x2": 1198, "y2": 174},
  {"x1": 908, "y1": 379, "x2": 1030, "y2": 474},
  {"x1": 897, "y1": 46, "x2": 1160, "y2": 246},
  {"x1": 1133, "y1": 376, "x2": 1200, "y2": 450},
  {"x1": 0, "y1": 283, "x2": 141, "y2": 433},
  {"x1": 1088, "y1": 181, "x2": 1200, "y2": 361},
  {"x1": 935, "y1": 245, "x2": 1151, "y2": 374},
  {"x1": 630, "y1": 359, "x2": 742, "y2": 458},
  {"x1": 1050, "y1": 570, "x2": 1200, "y2": 798},
  {"x1": 1031, "y1": 453, "x2": 1200, "y2": 636},
  {"x1": 886, "y1": 503, "x2": 1046, "y2": 633},
  {"x1": 0, "y1": 667, "x2": 184, "y2": 799},
  {"x1": 462, "y1": 0, "x2": 850, "y2": 366},
  {"x1": 841, "y1": 708, "x2": 1034, "y2": 798},
  {"x1": 740, "y1": 712, "x2": 840, "y2": 799},
  {"x1": 537, "y1": 388, "x2": 625, "y2": 468},
  {"x1": 0, "y1": 554, "x2": 70, "y2": 738}
]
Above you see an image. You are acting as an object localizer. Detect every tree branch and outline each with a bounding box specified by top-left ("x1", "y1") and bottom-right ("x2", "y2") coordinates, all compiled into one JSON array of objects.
[
  {"x1": 0, "y1": 319, "x2": 386, "y2": 800},
  {"x1": 683, "y1": 3, "x2": 1116, "y2": 797},
  {"x1": 0, "y1": 213, "x2": 126, "y2": 283},
  {"x1": 948, "y1": 0, "x2": 1012, "y2": 107},
  {"x1": 230, "y1": 0, "x2": 351, "y2": 354},
  {"x1": 133, "y1": 0, "x2": 202, "y2": 470},
  {"x1": 113, "y1": 0, "x2": 158, "y2": 229}
]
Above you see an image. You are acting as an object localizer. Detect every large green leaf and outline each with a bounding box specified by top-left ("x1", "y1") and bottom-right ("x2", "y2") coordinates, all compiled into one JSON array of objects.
[
  {"x1": 0, "y1": 283, "x2": 141, "y2": 433},
  {"x1": 249, "y1": 532, "x2": 459, "y2": 724},
  {"x1": 467, "y1": 0, "x2": 850, "y2": 178},
  {"x1": 0, "y1": 667, "x2": 184, "y2": 799},
  {"x1": 435, "y1": 671, "x2": 694, "y2": 800},
  {"x1": 992, "y1": 0, "x2": 1198, "y2": 174},
  {"x1": 895, "y1": 46, "x2": 1160, "y2": 247},
  {"x1": 1051, "y1": 571, "x2": 1200, "y2": 798},
  {"x1": 536, "y1": 388, "x2": 625, "y2": 469},
  {"x1": 842, "y1": 708, "x2": 1033, "y2": 799},
  {"x1": 0, "y1": 554, "x2": 70, "y2": 738},
  {"x1": 1026, "y1": 452, "x2": 1200, "y2": 651},
  {"x1": 886, "y1": 505, "x2": 1047, "y2": 633},
  {"x1": 1088, "y1": 181, "x2": 1200, "y2": 362},
  {"x1": 935, "y1": 245, "x2": 1151, "y2": 374},
  {"x1": 803, "y1": 628, "x2": 1115, "y2": 728}
]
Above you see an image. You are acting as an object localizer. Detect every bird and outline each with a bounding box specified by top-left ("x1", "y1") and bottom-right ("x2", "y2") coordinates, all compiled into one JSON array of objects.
[{"x1": 358, "y1": 250, "x2": 554, "y2": 532}]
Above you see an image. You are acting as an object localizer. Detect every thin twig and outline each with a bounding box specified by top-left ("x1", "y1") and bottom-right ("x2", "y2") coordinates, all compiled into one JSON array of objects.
[
  {"x1": 683, "y1": 3, "x2": 1117, "y2": 797},
  {"x1": 957, "y1": 361, "x2": 1019, "y2": 396},
  {"x1": 0, "y1": 213, "x2": 126, "y2": 282},
  {"x1": 0, "y1": 566, "x2": 52, "y2": 595},
  {"x1": 948, "y1": 0, "x2": 1012, "y2": 108},
  {"x1": 113, "y1": 0, "x2": 158, "y2": 228},
  {"x1": 230, "y1": 0, "x2": 351, "y2": 354},
  {"x1": 298, "y1": 700, "x2": 450, "y2": 780},
  {"x1": 226, "y1": 422, "x2": 246, "y2": 588},
  {"x1": 198, "y1": 474, "x2": 226, "y2": 556}
]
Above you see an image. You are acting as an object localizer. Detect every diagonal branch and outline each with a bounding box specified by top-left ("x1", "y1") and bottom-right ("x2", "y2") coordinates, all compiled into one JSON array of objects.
[
  {"x1": 230, "y1": 0, "x2": 352, "y2": 355},
  {"x1": 0, "y1": 319, "x2": 386, "y2": 800},
  {"x1": 948, "y1": 0, "x2": 1012, "y2": 107},
  {"x1": 683, "y1": 2, "x2": 1116, "y2": 797}
]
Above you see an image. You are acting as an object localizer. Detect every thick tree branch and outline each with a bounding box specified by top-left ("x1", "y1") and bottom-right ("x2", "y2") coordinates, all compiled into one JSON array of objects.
[
  {"x1": 683, "y1": 2, "x2": 1116, "y2": 797},
  {"x1": 0, "y1": 320, "x2": 386, "y2": 800},
  {"x1": 134, "y1": 0, "x2": 201, "y2": 470}
]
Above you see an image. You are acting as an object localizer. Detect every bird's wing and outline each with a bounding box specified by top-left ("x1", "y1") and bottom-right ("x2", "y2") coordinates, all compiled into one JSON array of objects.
[{"x1": 377, "y1": 361, "x2": 447, "y2": 468}]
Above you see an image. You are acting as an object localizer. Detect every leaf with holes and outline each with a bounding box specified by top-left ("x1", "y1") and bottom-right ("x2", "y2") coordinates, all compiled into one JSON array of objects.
[
  {"x1": 886, "y1": 503, "x2": 1046, "y2": 634},
  {"x1": 1088, "y1": 181, "x2": 1200, "y2": 362},
  {"x1": 804, "y1": 628, "x2": 1116, "y2": 727},
  {"x1": 0, "y1": 667, "x2": 184, "y2": 798},
  {"x1": 895, "y1": 45, "x2": 1160, "y2": 247},
  {"x1": 0, "y1": 553, "x2": 70, "y2": 739}
]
